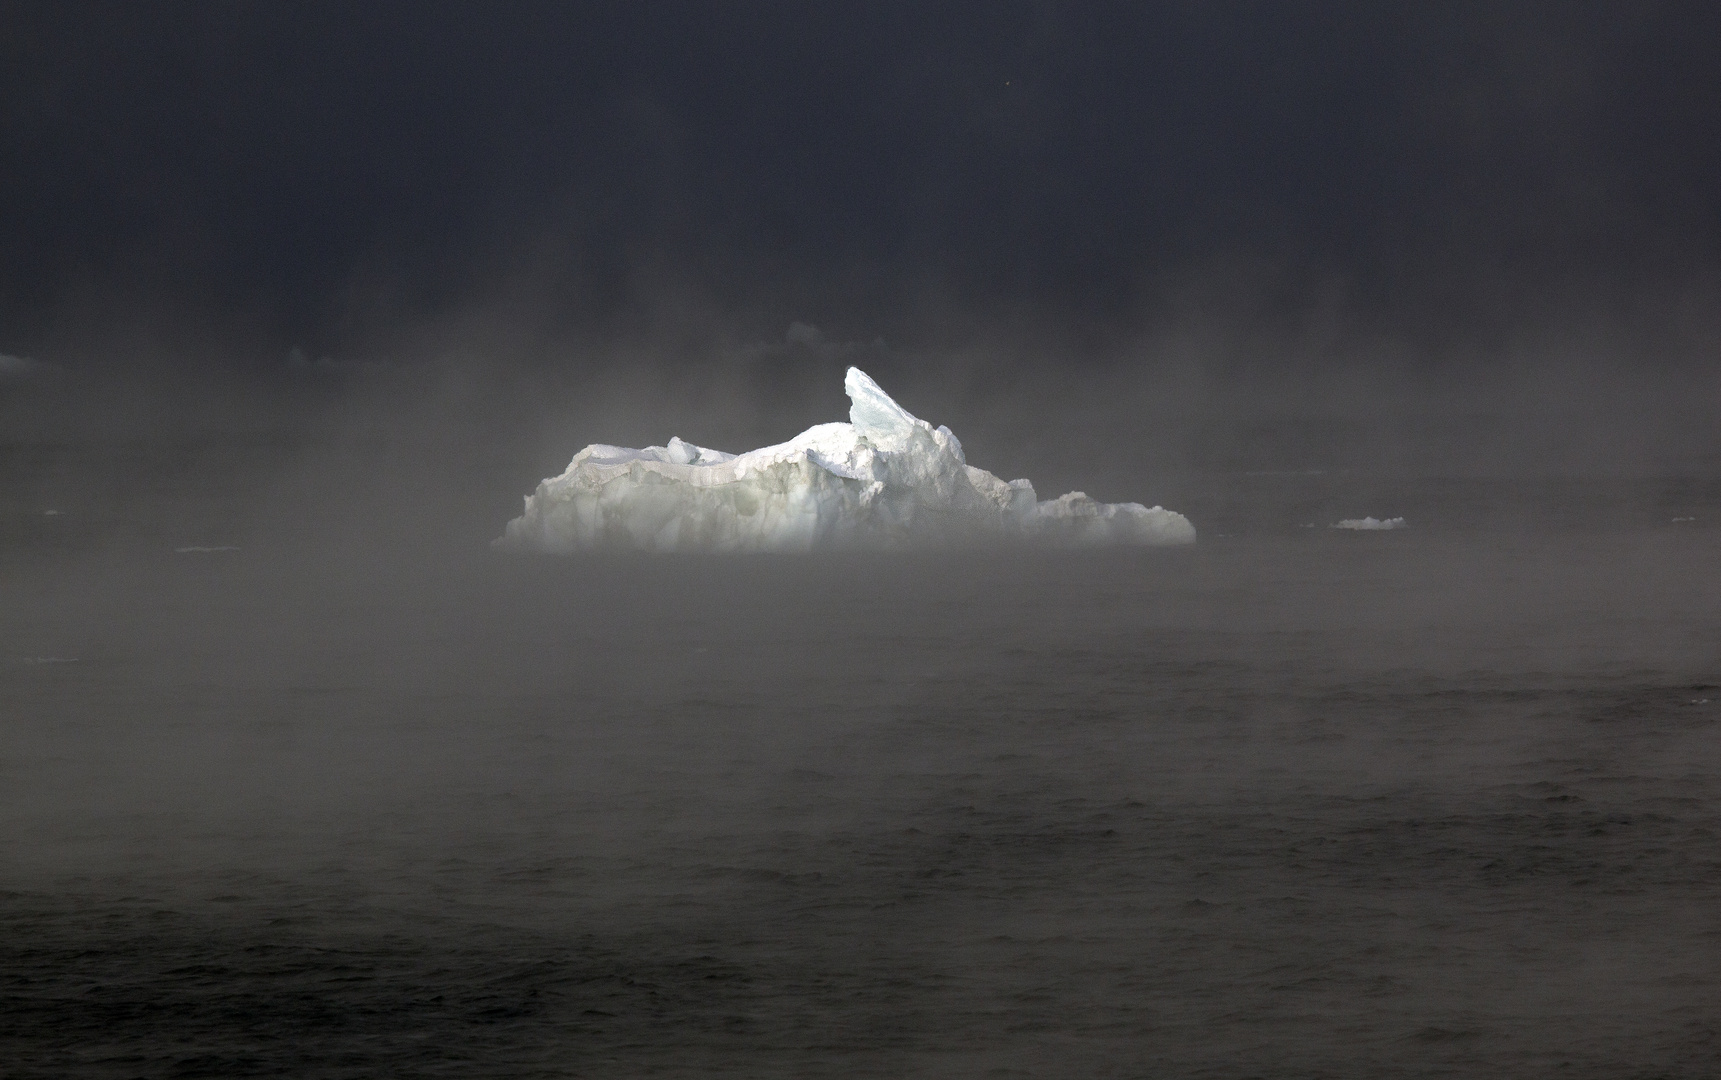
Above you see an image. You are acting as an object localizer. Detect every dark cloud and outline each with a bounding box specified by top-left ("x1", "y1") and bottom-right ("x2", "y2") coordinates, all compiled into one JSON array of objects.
[{"x1": 2, "y1": 2, "x2": 1718, "y2": 356}]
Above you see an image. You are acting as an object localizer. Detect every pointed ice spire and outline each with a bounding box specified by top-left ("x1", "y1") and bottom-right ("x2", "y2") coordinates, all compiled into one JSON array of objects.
[{"x1": 844, "y1": 367, "x2": 920, "y2": 439}]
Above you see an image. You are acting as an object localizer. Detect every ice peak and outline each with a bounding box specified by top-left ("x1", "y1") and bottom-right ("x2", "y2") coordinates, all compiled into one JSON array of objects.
[{"x1": 845, "y1": 367, "x2": 920, "y2": 439}]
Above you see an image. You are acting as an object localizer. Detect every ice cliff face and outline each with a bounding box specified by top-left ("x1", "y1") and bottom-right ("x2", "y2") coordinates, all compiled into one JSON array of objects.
[{"x1": 496, "y1": 367, "x2": 1195, "y2": 552}]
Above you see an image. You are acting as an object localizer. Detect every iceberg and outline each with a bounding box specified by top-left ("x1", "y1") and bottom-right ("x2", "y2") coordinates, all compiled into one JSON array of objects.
[
  {"x1": 1333, "y1": 517, "x2": 1406, "y2": 531},
  {"x1": 496, "y1": 367, "x2": 1195, "y2": 553}
]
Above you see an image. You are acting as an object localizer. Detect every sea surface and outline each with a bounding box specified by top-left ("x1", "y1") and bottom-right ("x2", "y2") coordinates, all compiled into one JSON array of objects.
[{"x1": 2, "y1": 453, "x2": 1719, "y2": 1078}]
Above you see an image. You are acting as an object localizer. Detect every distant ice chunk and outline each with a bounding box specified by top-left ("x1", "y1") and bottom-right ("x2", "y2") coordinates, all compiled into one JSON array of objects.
[
  {"x1": 497, "y1": 366, "x2": 1195, "y2": 552},
  {"x1": 0, "y1": 353, "x2": 38, "y2": 377},
  {"x1": 1333, "y1": 517, "x2": 1407, "y2": 531}
]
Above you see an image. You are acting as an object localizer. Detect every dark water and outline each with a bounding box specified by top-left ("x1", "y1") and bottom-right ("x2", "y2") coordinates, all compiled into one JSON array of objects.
[{"x1": 2, "y1": 465, "x2": 1719, "y2": 1077}]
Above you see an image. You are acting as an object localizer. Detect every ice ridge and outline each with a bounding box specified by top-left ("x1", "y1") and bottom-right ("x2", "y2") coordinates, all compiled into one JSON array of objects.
[
  {"x1": 1333, "y1": 517, "x2": 1407, "y2": 531},
  {"x1": 496, "y1": 367, "x2": 1196, "y2": 553}
]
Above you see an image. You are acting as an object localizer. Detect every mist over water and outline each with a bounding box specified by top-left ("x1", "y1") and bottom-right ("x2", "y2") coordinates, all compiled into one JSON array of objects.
[{"x1": 3, "y1": 421, "x2": 1718, "y2": 1076}]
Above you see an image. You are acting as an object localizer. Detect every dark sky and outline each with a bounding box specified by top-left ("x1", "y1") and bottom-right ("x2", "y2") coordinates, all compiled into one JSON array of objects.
[{"x1": 3, "y1": 1, "x2": 1720, "y2": 362}]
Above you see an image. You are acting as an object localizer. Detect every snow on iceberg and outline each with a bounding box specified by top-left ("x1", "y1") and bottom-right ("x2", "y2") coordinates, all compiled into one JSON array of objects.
[
  {"x1": 1332, "y1": 517, "x2": 1407, "y2": 531},
  {"x1": 496, "y1": 367, "x2": 1195, "y2": 553}
]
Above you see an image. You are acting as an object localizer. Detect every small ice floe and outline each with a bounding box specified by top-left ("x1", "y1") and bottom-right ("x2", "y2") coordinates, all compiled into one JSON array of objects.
[
  {"x1": 18, "y1": 656, "x2": 78, "y2": 665},
  {"x1": 1672, "y1": 516, "x2": 1696, "y2": 523},
  {"x1": 174, "y1": 545, "x2": 241, "y2": 553},
  {"x1": 1333, "y1": 517, "x2": 1407, "y2": 531}
]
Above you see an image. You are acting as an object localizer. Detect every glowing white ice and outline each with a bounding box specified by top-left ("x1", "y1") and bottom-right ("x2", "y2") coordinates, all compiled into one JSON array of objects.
[
  {"x1": 496, "y1": 367, "x2": 1196, "y2": 553},
  {"x1": 1333, "y1": 517, "x2": 1407, "y2": 531}
]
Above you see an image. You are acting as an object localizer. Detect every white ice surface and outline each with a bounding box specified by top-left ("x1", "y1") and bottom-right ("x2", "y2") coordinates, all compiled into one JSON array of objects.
[
  {"x1": 1333, "y1": 517, "x2": 1407, "y2": 531},
  {"x1": 497, "y1": 367, "x2": 1196, "y2": 553}
]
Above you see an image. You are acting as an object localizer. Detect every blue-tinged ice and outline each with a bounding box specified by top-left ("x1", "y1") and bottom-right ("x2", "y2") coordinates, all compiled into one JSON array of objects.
[{"x1": 496, "y1": 367, "x2": 1196, "y2": 552}]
